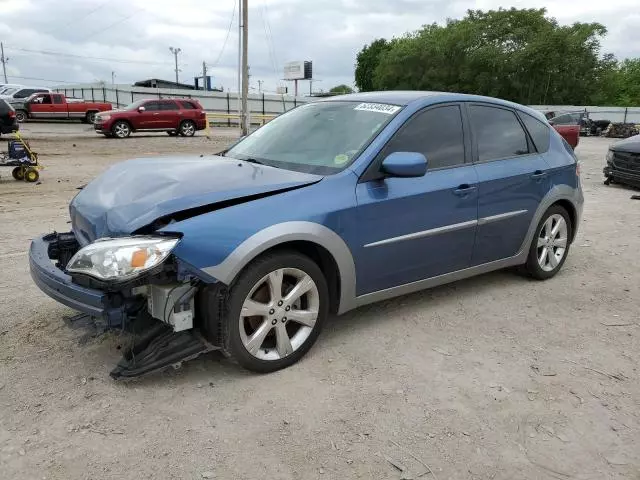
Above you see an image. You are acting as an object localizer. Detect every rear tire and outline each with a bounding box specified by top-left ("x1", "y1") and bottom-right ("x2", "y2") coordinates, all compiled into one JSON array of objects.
[
  {"x1": 85, "y1": 111, "x2": 97, "y2": 124},
  {"x1": 15, "y1": 110, "x2": 27, "y2": 123},
  {"x1": 11, "y1": 167, "x2": 24, "y2": 181},
  {"x1": 213, "y1": 252, "x2": 329, "y2": 373},
  {"x1": 179, "y1": 120, "x2": 196, "y2": 137},
  {"x1": 111, "y1": 121, "x2": 131, "y2": 139},
  {"x1": 523, "y1": 205, "x2": 572, "y2": 280}
]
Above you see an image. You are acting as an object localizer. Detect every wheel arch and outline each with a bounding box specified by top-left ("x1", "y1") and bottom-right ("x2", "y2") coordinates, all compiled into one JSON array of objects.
[
  {"x1": 202, "y1": 222, "x2": 357, "y2": 314},
  {"x1": 551, "y1": 199, "x2": 577, "y2": 243}
]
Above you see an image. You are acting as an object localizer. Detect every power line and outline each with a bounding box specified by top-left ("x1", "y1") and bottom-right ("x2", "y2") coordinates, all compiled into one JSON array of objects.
[
  {"x1": 211, "y1": 0, "x2": 237, "y2": 67},
  {"x1": 6, "y1": 75, "x2": 80, "y2": 84},
  {"x1": 262, "y1": 0, "x2": 281, "y2": 84},
  {"x1": 75, "y1": 7, "x2": 145, "y2": 43},
  {"x1": 5, "y1": 47, "x2": 170, "y2": 65},
  {"x1": 44, "y1": 1, "x2": 110, "y2": 36}
]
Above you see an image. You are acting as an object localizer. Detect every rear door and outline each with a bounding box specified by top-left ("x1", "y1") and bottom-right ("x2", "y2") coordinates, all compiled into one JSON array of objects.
[
  {"x1": 156, "y1": 100, "x2": 180, "y2": 129},
  {"x1": 469, "y1": 104, "x2": 550, "y2": 265},
  {"x1": 52, "y1": 94, "x2": 69, "y2": 119}
]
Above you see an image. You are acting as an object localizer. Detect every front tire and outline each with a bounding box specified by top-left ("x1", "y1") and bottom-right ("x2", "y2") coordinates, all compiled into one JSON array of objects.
[
  {"x1": 218, "y1": 252, "x2": 329, "y2": 373},
  {"x1": 111, "y1": 121, "x2": 131, "y2": 139},
  {"x1": 523, "y1": 205, "x2": 572, "y2": 280}
]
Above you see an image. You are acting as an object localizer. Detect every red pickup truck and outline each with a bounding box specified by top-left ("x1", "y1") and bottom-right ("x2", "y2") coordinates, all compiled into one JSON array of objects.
[
  {"x1": 548, "y1": 113, "x2": 581, "y2": 150},
  {"x1": 15, "y1": 93, "x2": 111, "y2": 123}
]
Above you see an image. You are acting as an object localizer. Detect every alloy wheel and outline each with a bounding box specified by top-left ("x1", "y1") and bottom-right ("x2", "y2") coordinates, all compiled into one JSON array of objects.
[
  {"x1": 239, "y1": 268, "x2": 320, "y2": 361},
  {"x1": 537, "y1": 214, "x2": 568, "y2": 272},
  {"x1": 113, "y1": 122, "x2": 130, "y2": 138},
  {"x1": 181, "y1": 121, "x2": 195, "y2": 136}
]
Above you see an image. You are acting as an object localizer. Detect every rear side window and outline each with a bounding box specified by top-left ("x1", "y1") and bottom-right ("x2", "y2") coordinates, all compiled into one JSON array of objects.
[
  {"x1": 550, "y1": 114, "x2": 575, "y2": 125},
  {"x1": 470, "y1": 105, "x2": 529, "y2": 162},
  {"x1": 179, "y1": 100, "x2": 197, "y2": 109},
  {"x1": 158, "y1": 100, "x2": 179, "y2": 110},
  {"x1": 381, "y1": 105, "x2": 466, "y2": 170},
  {"x1": 53, "y1": 95, "x2": 64, "y2": 104},
  {"x1": 519, "y1": 112, "x2": 550, "y2": 153}
]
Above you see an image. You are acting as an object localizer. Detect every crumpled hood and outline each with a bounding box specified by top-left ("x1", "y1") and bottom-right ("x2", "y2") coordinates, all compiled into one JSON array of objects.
[
  {"x1": 70, "y1": 155, "x2": 321, "y2": 243},
  {"x1": 611, "y1": 134, "x2": 640, "y2": 153}
]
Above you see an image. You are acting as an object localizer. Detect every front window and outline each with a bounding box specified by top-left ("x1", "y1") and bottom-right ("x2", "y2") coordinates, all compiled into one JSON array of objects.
[{"x1": 226, "y1": 101, "x2": 401, "y2": 174}]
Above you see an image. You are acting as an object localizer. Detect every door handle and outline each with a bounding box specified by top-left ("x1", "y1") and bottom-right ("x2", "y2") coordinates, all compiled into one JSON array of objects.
[
  {"x1": 531, "y1": 170, "x2": 547, "y2": 179},
  {"x1": 453, "y1": 184, "x2": 477, "y2": 196},
  {"x1": 153, "y1": 113, "x2": 160, "y2": 116}
]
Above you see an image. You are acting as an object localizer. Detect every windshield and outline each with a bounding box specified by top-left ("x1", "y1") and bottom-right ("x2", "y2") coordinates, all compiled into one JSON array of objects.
[
  {"x1": 1, "y1": 87, "x2": 19, "y2": 95},
  {"x1": 124, "y1": 100, "x2": 147, "y2": 110},
  {"x1": 226, "y1": 101, "x2": 401, "y2": 174}
]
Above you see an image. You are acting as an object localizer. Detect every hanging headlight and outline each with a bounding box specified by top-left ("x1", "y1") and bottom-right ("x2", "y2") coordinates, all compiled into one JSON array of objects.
[{"x1": 66, "y1": 236, "x2": 179, "y2": 281}]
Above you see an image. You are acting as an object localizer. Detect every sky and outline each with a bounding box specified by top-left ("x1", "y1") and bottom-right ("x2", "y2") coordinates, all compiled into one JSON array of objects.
[{"x1": 0, "y1": 0, "x2": 639, "y2": 95}]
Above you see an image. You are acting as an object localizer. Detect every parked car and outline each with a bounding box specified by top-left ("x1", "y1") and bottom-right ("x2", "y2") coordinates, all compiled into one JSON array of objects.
[
  {"x1": 0, "y1": 86, "x2": 50, "y2": 102},
  {"x1": 548, "y1": 113, "x2": 580, "y2": 149},
  {"x1": 604, "y1": 134, "x2": 640, "y2": 188},
  {"x1": 0, "y1": 84, "x2": 24, "y2": 95},
  {"x1": 93, "y1": 98, "x2": 207, "y2": 138},
  {"x1": 13, "y1": 92, "x2": 112, "y2": 123},
  {"x1": 0, "y1": 99, "x2": 18, "y2": 137},
  {"x1": 30, "y1": 92, "x2": 583, "y2": 378}
]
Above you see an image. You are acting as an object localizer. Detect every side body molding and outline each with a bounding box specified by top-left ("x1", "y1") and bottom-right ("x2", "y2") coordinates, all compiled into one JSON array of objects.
[{"x1": 202, "y1": 221, "x2": 357, "y2": 314}]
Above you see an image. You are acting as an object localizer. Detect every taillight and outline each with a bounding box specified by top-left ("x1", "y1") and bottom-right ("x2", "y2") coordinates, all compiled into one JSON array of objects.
[
  {"x1": 8, "y1": 110, "x2": 15, "y2": 118},
  {"x1": 576, "y1": 162, "x2": 581, "y2": 177}
]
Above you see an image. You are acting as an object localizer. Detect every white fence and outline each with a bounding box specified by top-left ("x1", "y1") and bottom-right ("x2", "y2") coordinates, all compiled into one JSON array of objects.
[
  {"x1": 53, "y1": 84, "x2": 640, "y2": 124},
  {"x1": 53, "y1": 83, "x2": 311, "y2": 125},
  {"x1": 529, "y1": 105, "x2": 640, "y2": 123}
]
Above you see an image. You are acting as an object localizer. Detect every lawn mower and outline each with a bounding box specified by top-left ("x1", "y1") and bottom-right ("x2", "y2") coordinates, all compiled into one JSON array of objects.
[{"x1": 1, "y1": 131, "x2": 41, "y2": 182}]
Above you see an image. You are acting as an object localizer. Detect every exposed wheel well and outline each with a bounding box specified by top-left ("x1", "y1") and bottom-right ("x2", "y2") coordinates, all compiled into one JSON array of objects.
[
  {"x1": 551, "y1": 199, "x2": 577, "y2": 242},
  {"x1": 112, "y1": 119, "x2": 132, "y2": 130},
  {"x1": 251, "y1": 241, "x2": 341, "y2": 315}
]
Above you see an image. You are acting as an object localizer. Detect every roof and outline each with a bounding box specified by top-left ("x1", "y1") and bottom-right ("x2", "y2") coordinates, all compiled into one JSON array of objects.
[
  {"x1": 133, "y1": 79, "x2": 196, "y2": 90},
  {"x1": 318, "y1": 90, "x2": 546, "y2": 120}
]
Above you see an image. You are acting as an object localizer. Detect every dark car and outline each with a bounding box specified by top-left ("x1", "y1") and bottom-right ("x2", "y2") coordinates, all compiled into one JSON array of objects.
[
  {"x1": 0, "y1": 99, "x2": 18, "y2": 137},
  {"x1": 604, "y1": 134, "x2": 640, "y2": 188},
  {"x1": 94, "y1": 98, "x2": 207, "y2": 138}
]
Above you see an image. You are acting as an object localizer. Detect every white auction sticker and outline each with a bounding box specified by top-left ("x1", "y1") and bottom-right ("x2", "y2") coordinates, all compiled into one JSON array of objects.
[{"x1": 354, "y1": 103, "x2": 401, "y2": 115}]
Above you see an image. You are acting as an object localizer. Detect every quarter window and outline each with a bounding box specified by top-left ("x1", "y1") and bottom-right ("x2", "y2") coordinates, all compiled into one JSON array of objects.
[
  {"x1": 519, "y1": 112, "x2": 550, "y2": 153},
  {"x1": 380, "y1": 105, "x2": 466, "y2": 170},
  {"x1": 470, "y1": 105, "x2": 530, "y2": 162},
  {"x1": 179, "y1": 100, "x2": 197, "y2": 109}
]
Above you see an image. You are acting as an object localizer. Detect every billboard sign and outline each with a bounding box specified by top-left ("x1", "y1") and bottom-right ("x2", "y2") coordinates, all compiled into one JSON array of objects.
[{"x1": 284, "y1": 61, "x2": 313, "y2": 80}]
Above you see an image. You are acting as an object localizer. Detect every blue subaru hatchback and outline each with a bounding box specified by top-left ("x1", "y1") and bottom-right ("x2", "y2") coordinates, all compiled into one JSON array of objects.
[{"x1": 30, "y1": 92, "x2": 583, "y2": 378}]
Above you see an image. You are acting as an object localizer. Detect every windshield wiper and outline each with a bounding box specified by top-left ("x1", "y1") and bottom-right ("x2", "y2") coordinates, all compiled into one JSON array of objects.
[{"x1": 240, "y1": 157, "x2": 266, "y2": 165}]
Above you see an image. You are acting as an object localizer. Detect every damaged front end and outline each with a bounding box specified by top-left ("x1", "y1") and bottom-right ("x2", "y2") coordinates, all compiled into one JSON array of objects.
[{"x1": 29, "y1": 231, "x2": 217, "y2": 380}]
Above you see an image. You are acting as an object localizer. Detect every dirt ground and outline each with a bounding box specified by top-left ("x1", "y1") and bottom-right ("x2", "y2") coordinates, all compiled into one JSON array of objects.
[{"x1": 0, "y1": 124, "x2": 638, "y2": 480}]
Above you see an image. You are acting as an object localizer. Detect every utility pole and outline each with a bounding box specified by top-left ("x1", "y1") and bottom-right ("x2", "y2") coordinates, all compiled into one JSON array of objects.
[
  {"x1": 240, "y1": 0, "x2": 249, "y2": 136},
  {"x1": 111, "y1": 71, "x2": 116, "y2": 85},
  {"x1": 169, "y1": 46, "x2": 181, "y2": 84},
  {"x1": 202, "y1": 61, "x2": 208, "y2": 90},
  {"x1": 237, "y1": 0, "x2": 242, "y2": 133},
  {"x1": 257, "y1": 80, "x2": 263, "y2": 93},
  {"x1": 1, "y1": 42, "x2": 8, "y2": 83}
]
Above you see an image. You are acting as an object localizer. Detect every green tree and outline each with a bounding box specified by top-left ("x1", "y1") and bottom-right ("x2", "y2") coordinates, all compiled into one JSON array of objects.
[
  {"x1": 329, "y1": 84, "x2": 355, "y2": 94},
  {"x1": 355, "y1": 39, "x2": 390, "y2": 92},
  {"x1": 357, "y1": 8, "x2": 620, "y2": 105}
]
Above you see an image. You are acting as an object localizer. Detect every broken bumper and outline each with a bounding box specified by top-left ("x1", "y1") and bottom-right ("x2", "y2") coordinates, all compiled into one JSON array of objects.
[{"x1": 29, "y1": 234, "x2": 126, "y2": 325}]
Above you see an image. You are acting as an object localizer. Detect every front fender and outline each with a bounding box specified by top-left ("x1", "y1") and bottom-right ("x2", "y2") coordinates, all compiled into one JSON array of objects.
[{"x1": 201, "y1": 221, "x2": 356, "y2": 314}]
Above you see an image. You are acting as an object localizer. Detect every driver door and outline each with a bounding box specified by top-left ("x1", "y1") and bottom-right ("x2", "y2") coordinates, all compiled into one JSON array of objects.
[
  {"x1": 354, "y1": 104, "x2": 479, "y2": 295},
  {"x1": 28, "y1": 93, "x2": 53, "y2": 119}
]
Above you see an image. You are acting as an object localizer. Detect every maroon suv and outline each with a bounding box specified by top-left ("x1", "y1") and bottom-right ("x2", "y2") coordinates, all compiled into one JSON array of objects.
[{"x1": 94, "y1": 98, "x2": 207, "y2": 139}]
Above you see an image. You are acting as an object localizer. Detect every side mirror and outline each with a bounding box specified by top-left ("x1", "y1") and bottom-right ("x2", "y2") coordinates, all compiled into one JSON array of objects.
[
  {"x1": 138, "y1": 106, "x2": 146, "y2": 112},
  {"x1": 381, "y1": 152, "x2": 427, "y2": 178}
]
